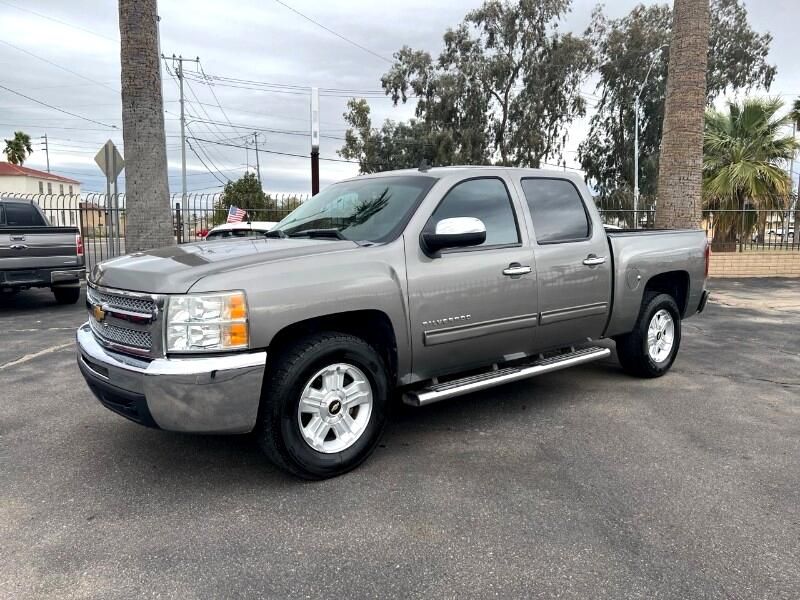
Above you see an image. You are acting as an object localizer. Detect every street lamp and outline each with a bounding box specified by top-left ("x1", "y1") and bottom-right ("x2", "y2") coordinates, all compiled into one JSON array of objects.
[{"x1": 633, "y1": 44, "x2": 669, "y2": 228}]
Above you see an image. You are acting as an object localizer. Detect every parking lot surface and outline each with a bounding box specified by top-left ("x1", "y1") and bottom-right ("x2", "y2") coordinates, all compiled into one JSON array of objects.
[{"x1": 1, "y1": 279, "x2": 798, "y2": 599}]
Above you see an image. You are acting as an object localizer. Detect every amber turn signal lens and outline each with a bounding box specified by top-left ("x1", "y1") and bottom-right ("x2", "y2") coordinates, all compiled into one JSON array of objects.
[
  {"x1": 225, "y1": 293, "x2": 247, "y2": 321},
  {"x1": 223, "y1": 323, "x2": 249, "y2": 348}
]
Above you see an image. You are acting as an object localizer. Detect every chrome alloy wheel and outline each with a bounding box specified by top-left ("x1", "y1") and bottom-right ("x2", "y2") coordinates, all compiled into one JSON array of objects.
[
  {"x1": 297, "y1": 363, "x2": 373, "y2": 454},
  {"x1": 647, "y1": 309, "x2": 675, "y2": 364}
]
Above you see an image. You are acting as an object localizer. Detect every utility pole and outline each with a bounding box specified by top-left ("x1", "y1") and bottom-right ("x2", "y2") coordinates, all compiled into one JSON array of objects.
[
  {"x1": 40, "y1": 134, "x2": 50, "y2": 172},
  {"x1": 163, "y1": 54, "x2": 199, "y2": 241},
  {"x1": 786, "y1": 121, "x2": 796, "y2": 247},
  {"x1": 633, "y1": 95, "x2": 639, "y2": 226},
  {"x1": 633, "y1": 44, "x2": 668, "y2": 229},
  {"x1": 310, "y1": 87, "x2": 320, "y2": 195},
  {"x1": 253, "y1": 132, "x2": 262, "y2": 187}
]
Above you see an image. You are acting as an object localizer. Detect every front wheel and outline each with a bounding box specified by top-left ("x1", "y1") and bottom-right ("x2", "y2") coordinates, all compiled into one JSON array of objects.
[
  {"x1": 257, "y1": 332, "x2": 389, "y2": 479},
  {"x1": 615, "y1": 293, "x2": 681, "y2": 378}
]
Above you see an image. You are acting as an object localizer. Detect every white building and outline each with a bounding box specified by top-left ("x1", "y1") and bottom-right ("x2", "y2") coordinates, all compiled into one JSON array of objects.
[{"x1": 0, "y1": 162, "x2": 81, "y2": 226}]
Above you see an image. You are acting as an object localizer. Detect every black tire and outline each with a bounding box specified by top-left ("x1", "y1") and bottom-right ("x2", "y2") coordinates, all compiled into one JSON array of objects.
[
  {"x1": 615, "y1": 292, "x2": 681, "y2": 378},
  {"x1": 257, "y1": 332, "x2": 389, "y2": 479},
  {"x1": 53, "y1": 287, "x2": 80, "y2": 305}
]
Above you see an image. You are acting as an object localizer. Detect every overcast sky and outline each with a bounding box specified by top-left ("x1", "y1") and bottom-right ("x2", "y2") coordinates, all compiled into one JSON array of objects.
[{"x1": 1, "y1": 0, "x2": 798, "y2": 195}]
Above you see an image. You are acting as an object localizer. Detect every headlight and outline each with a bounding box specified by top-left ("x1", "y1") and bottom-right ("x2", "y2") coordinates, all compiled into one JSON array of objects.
[{"x1": 166, "y1": 291, "x2": 249, "y2": 352}]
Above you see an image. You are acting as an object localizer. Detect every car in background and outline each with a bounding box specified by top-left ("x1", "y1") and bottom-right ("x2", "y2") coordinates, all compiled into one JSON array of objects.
[{"x1": 202, "y1": 221, "x2": 278, "y2": 241}]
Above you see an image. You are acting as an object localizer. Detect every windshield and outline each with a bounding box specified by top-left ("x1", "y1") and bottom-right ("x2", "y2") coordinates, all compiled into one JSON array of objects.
[{"x1": 272, "y1": 176, "x2": 436, "y2": 243}]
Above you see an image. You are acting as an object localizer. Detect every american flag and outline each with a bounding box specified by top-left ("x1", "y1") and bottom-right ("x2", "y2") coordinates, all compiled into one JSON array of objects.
[{"x1": 226, "y1": 205, "x2": 246, "y2": 223}]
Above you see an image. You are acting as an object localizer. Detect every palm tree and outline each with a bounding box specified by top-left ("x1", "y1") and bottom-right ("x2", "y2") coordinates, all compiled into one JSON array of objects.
[
  {"x1": 654, "y1": 0, "x2": 709, "y2": 229},
  {"x1": 703, "y1": 98, "x2": 799, "y2": 250},
  {"x1": 791, "y1": 98, "x2": 800, "y2": 126},
  {"x1": 118, "y1": 0, "x2": 174, "y2": 251},
  {"x1": 3, "y1": 131, "x2": 33, "y2": 165}
]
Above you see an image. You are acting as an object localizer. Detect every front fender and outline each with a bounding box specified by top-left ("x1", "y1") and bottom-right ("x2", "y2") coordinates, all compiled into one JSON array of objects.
[{"x1": 189, "y1": 242, "x2": 411, "y2": 380}]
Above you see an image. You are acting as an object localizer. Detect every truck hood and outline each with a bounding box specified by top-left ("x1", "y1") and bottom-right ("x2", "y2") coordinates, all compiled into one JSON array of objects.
[{"x1": 90, "y1": 238, "x2": 360, "y2": 294}]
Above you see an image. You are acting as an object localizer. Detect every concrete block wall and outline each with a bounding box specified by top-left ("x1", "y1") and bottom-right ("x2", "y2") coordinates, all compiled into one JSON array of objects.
[{"x1": 709, "y1": 252, "x2": 800, "y2": 278}]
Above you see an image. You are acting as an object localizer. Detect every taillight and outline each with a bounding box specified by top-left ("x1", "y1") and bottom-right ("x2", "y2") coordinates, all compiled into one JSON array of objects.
[
  {"x1": 76, "y1": 233, "x2": 84, "y2": 257},
  {"x1": 704, "y1": 242, "x2": 710, "y2": 277}
]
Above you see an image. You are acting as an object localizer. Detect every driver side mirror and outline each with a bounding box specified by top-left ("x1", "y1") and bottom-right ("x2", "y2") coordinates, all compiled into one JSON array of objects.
[{"x1": 421, "y1": 217, "x2": 486, "y2": 257}]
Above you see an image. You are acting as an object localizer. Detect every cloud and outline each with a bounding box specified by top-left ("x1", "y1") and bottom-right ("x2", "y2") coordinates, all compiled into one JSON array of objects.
[{"x1": 0, "y1": 0, "x2": 795, "y2": 196}]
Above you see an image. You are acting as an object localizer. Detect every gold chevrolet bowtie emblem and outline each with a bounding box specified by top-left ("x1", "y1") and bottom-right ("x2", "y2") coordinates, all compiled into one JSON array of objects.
[{"x1": 92, "y1": 305, "x2": 106, "y2": 322}]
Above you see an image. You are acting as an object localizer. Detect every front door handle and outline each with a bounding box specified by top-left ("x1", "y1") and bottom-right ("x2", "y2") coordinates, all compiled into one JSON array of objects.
[
  {"x1": 582, "y1": 255, "x2": 606, "y2": 266},
  {"x1": 503, "y1": 264, "x2": 532, "y2": 277},
  {"x1": 10, "y1": 244, "x2": 29, "y2": 250}
]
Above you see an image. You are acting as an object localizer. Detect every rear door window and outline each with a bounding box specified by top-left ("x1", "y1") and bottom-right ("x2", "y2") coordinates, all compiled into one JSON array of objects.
[{"x1": 521, "y1": 178, "x2": 590, "y2": 244}]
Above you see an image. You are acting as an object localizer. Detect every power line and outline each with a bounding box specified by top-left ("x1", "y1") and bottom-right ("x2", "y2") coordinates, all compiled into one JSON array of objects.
[
  {"x1": 272, "y1": 0, "x2": 392, "y2": 64},
  {"x1": 0, "y1": 84, "x2": 118, "y2": 129},
  {"x1": 189, "y1": 135, "x2": 360, "y2": 165},
  {"x1": 0, "y1": 39, "x2": 119, "y2": 93},
  {"x1": 198, "y1": 62, "x2": 237, "y2": 131},
  {"x1": 184, "y1": 71, "x2": 396, "y2": 98},
  {"x1": 0, "y1": 0, "x2": 117, "y2": 42},
  {"x1": 186, "y1": 137, "x2": 228, "y2": 185}
]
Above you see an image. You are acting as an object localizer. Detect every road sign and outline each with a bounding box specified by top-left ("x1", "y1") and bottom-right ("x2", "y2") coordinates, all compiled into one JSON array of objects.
[{"x1": 94, "y1": 140, "x2": 124, "y2": 180}]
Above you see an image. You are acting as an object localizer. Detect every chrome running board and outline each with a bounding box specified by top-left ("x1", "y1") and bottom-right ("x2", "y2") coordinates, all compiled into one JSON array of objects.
[{"x1": 403, "y1": 346, "x2": 611, "y2": 407}]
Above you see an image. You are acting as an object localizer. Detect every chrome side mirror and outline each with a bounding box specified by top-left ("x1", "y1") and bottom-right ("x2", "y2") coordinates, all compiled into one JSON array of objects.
[{"x1": 421, "y1": 217, "x2": 487, "y2": 257}]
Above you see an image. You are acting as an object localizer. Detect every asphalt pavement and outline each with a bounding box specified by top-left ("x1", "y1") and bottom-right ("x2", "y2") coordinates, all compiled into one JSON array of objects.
[{"x1": 1, "y1": 279, "x2": 798, "y2": 599}]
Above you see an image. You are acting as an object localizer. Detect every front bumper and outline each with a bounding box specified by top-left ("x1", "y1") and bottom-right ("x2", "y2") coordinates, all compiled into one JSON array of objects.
[{"x1": 76, "y1": 322, "x2": 266, "y2": 433}]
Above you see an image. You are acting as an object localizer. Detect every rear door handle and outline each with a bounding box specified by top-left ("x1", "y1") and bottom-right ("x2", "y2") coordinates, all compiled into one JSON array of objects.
[
  {"x1": 503, "y1": 264, "x2": 532, "y2": 277},
  {"x1": 10, "y1": 244, "x2": 29, "y2": 250},
  {"x1": 582, "y1": 255, "x2": 606, "y2": 266}
]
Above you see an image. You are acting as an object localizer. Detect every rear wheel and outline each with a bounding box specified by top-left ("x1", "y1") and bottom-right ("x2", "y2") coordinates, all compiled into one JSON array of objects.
[
  {"x1": 257, "y1": 332, "x2": 388, "y2": 479},
  {"x1": 615, "y1": 293, "x2": 681, "y2": 378},
  {"x1": 53, "y1": 287, "x2": 80, "y2": 305}
]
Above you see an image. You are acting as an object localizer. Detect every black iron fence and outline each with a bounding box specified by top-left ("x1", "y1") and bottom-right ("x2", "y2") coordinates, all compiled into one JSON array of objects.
[
  {"x1": 596, "y1": 193, "x2": 799, "y2": 252},
  {"x1": 1, "y1": 192, "x2": 309, "y2": 268},
  {"x1": 3, "y1": 192, "x2": 797, "y2": 270}
]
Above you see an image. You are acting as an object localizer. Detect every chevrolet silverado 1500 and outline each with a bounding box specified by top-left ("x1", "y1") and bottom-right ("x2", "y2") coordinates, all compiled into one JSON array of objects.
[{"x1": 77, "y1": 167, "x2": 710, "y2": 478}]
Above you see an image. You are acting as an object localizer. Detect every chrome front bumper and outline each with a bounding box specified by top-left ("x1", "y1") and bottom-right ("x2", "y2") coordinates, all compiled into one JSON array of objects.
[{"x1": 76, "y1": 322, "x2": 266, "y2": 434}]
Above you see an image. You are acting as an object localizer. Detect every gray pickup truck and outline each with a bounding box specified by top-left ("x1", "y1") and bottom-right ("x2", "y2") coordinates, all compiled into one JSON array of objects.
[
  {"x1": 77, "y1": 167, "x2": 709, "y2": 478},
  {"x1": 1, "y1": 197, "x2": 84, "y2": 303}
]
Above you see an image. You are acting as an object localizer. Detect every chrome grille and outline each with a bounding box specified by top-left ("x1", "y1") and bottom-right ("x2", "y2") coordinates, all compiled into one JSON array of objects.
[
  {"x1": 87, "y1": 286, "x2": 156, "y2": 315},
  {"x1": 89, "y1": 318, "x2": 153, "y2": 350},
  {"x1": 86, "y1": 283, "x2": 162, "y2": 356}
]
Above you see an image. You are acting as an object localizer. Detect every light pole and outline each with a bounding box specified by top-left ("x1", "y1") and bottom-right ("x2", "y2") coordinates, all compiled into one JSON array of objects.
[{"x1": 633, "y1": 44, "x2": 668, "y2": 228}]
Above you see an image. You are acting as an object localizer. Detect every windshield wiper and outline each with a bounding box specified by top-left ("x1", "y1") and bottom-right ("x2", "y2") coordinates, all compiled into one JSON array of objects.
[
  {"x1": 264, "y1": 230, "x2": 287, "y2": 239},
  {"x1": 288, "y1": 228, "x2": 346, "y2": 240}
]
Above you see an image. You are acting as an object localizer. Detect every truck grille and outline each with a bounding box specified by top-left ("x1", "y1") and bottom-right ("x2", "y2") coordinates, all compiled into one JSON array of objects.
[
  {"x1": 89, "y1": 318, "x2": 153, "y2": 350},
  {"x1": 86, "y1": 283, "x2": 163, "y2": 356},
  {"x1": 86, "y1": 286, "x2": 156, "y2": 316}
]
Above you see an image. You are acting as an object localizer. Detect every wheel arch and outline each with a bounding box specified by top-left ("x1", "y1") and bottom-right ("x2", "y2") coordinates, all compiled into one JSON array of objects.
[
  {"x1": 266, "y1": 309, "x2": 399, "y2": 384},
  {"x1": 642, "y1": 270, "x2": 690, "y2": 316}
]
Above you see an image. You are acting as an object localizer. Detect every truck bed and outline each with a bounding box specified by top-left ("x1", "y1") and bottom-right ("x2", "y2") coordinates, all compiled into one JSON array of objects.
[{"x1": 604, "y1": 228, "x2": 708, "y2": 338}]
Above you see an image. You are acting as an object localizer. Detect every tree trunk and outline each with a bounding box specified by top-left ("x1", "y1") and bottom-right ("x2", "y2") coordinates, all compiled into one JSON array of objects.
[
  {"x1": 654, "y1": 0, "x2": 709, "y2": 229},
  {"x1": 118, "y1": 0, "x2": 174, "y2": 251}
]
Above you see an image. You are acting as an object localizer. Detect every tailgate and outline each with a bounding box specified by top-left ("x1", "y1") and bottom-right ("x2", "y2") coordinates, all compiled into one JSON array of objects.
[{"x1": 0, "y1": 227, "x2": 81, "y2": 270}]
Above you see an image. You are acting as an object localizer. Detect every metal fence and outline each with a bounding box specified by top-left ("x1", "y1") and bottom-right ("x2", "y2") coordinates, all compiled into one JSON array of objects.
[
  {"x1": 3, "y1": 192, "x2": 798, "y2": 270},
  {"x1": 596, "y1": 194, "x2": 799, "y2": 252},
  {"x1": 2, "y1": 192, "x2": 309, "y2": 268}
]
